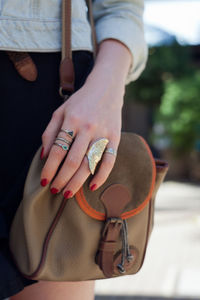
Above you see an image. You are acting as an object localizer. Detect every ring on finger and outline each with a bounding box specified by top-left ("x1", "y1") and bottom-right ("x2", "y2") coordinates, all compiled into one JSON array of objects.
[
  {"x1": 55, "y1": 137, "x2": 72, "y2": 146},
  {"x1": 60, "y1": 129, "x2": 75, "y2": 140},
  {"x1": 53, "y1": 142, "x2": 69, "y2": 151},
  {"x1": 105, "y1": 147, "x2": 117, "y2": 157},
  {"x1": 86, "y1": 138, "x2": 109, "y2": 175}
]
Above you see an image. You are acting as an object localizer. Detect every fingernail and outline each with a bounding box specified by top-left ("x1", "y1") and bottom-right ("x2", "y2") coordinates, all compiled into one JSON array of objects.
[
  {"x1": 90, "y1": 184, "x2": 97, "y2": 191},
  {"x1": 50, "y1": 187, "x2": 59, "y2": 195},
  {"x1": 64, "y1": 190, "x2": 73, "y2": 199},
  {"x1": 40, "y1": 147, "x2": 44, "y2": 160},
  {"x1": 40, "y1": 178, "x2": 48, "y2": 187}
]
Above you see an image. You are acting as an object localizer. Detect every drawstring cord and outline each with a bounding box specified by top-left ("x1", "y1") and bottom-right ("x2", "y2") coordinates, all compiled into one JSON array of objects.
[
  {"x1": 117, "y1": 220, "x2": 134, "y2": 274},
  {"x1": 102, "y1": 218, "x2": 134, "y2": 274}
]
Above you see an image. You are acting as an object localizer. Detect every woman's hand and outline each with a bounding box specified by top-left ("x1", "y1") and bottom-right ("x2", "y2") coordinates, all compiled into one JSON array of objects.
[{"x1": 40, "y1": 39, "x2": 132, "y2": 198}]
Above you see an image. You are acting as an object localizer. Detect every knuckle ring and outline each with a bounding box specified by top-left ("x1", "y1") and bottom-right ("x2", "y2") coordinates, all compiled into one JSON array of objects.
[
  {"x1": 60, "y1": 129, "x2": 75, "y2": 140},
  {"x1": 53, "y1": 129, "x2": 75, "y2": 152},
  {"x1": 55, "y1": 137, "x2": 72, "y2": 145},
  {"x1": 105, "y1": 148, "x2": 117, "y2": 157},
  {"x1": 53, "y1": 142, "x2": 69, "y2": 151},
  {"x1": 86, "y1": 138, "x2": 109, "y2": 175}
]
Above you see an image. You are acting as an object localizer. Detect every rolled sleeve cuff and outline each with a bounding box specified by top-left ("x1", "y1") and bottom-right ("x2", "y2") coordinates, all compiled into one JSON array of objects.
[{"x1": 95, "y1": 17, "x2": 148, "y2": 84}]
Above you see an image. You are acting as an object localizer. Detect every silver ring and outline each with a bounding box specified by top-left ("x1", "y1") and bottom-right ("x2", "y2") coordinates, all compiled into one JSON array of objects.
[
  {"x1": 105, "y1": 148, "x2": 117, "y2": 156},
  {"x1": 53, "y1": 142, "x2": 69, "y2": 151},
  {"x1": 56, "y1": 137, "x2": 72, "y2": 145},
  {"x1": 60, "y1": 129, "x2": 74, "y2": 140}
]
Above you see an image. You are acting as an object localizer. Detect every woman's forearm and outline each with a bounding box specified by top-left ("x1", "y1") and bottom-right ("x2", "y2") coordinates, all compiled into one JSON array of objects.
[{"x1": 85, "y1": 39, "x2": 132, "y2": 97}]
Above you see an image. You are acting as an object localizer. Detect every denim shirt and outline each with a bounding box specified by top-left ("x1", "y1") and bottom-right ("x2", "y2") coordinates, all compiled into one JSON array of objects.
[{"x1": 0, "y1": 0, "x2": 148, "y2": 83}]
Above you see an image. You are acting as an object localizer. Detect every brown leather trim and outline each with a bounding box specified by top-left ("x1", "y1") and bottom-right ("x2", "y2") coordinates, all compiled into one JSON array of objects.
[
  {"x1": 155, "y1": 159, "x2": 169, "y2": 173},
  {"x1": 96, "y1": 185, "x2": 132, "y2": 277},
  {"x1": 96, "y1": 221, "x2": 122, "y2": 277},
  {"x1": 101, "y1": 184, "x2": 131, "y2": 218},
  {"x1": 22, "y1": 198, "x2": 68, "y2": 279}
]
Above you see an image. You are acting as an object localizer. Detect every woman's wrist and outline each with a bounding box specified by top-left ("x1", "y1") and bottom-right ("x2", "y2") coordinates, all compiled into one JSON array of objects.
[{"x1": 85, "y1": 39, "x2": 132, "y2": 96}]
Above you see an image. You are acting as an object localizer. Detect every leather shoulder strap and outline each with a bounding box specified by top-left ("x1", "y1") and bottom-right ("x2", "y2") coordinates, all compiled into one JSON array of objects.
[
  {"x1": 59, "y1": 0, "x2": 96, "y2": 98},
  {"x1": 59, "y1": 0, "x2": 74, "y2": 97},
  {"x1": 61, "y1": 0, "x2": 72, "y2": 61}
]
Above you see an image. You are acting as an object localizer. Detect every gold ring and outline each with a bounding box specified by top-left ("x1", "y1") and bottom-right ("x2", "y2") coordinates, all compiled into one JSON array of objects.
[{"x1": 86, "y1": 138, "x2": 109, "y2": 174}]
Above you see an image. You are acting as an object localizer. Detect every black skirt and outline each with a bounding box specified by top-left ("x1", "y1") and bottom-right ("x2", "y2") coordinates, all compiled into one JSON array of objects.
[{"x1": 0, "y1": 50, "x2": 94, "y2": 299}]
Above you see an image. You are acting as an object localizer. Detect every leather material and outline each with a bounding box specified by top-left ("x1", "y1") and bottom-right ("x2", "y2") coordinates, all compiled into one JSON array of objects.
[
  {"x1": 97, "y1": 219, "x2": 122, "y2": 277},
  {"x1": 9, "y1": 132, "x2": 168, "y2": 281},
  {"x1": 59, "y1": 57, "x2": 75, "y2": 93},
  {"x1": 6, "y1": 51, "x2": 38, "y2": 82},
  {"x1": 97, "y1": 184, "x2": 131, "y2": 277},
  {"x1": 101, "y1": 184, "x2": 131, "y2": 218},
  {"x1": 59, "y1": 0, "x2": 75, "y2": 93},
  {"x1": 113, "y1": 247, "x2": 137, "y2": 275}
]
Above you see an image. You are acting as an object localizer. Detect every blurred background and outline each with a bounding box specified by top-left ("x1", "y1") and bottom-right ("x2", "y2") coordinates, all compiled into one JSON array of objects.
[{"x1": 95, "y1": 0, "x2": 200, "y2": 299}]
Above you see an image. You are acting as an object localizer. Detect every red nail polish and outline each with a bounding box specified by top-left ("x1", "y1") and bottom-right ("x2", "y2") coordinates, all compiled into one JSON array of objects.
[
  {"x1": 50, "y1": 187, "x2": 59, "y2": 195},
  {"x1": 40, "y1": 178, "x2": 48, "y2": 187},
  {"x1": 90, "y1": 184, "x2": 97, "y2": 191},
  {"x1": 64, "y1": 190, "x2": 73, "y2": 199},
  {"x1": 40, "y1": 147, "x2": 44, "y2": 160}
]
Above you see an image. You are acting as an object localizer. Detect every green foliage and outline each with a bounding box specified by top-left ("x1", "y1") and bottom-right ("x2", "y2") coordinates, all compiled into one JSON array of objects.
[
  {"x1": 157, "y1": 72, "x2": 200, "y2": 154},
  {"x1": 125, "y1": 42, "x2": 200, "y2": 155},
  {"x1": 125, "y1": 42, "x2": 194, "y2": 106}
]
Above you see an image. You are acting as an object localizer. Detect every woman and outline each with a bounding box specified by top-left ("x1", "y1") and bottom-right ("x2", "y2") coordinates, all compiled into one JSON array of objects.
[{"x1": 0, "y1": 0, "x2": 148, "y2": 299}]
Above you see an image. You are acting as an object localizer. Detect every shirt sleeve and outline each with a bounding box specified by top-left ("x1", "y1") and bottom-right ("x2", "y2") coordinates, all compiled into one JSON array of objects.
[{"x1": 92, "y1": 0, "x2": 148, "y2": 84}]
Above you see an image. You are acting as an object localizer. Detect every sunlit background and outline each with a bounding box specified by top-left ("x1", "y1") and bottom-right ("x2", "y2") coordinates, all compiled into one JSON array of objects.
[
  {"x1": 95, "y1": 1, "x2": 200, "y2": 299},
  {"x1": 145, "y1": 0, "x2": 200, "y2": 46}
]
